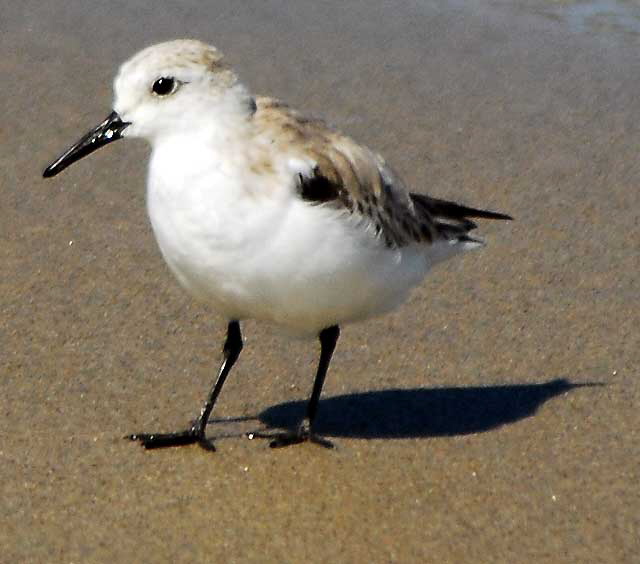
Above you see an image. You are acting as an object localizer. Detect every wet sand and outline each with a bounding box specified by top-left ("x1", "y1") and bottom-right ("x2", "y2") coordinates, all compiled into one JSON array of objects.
[{"x1": 1, "y1": 1, "x2": 638, "y2": 562}]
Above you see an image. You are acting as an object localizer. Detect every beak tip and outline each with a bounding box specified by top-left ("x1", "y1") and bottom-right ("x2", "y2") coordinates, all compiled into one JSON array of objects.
[{"x1": 41, "y1": 110, "x2": 128, "y2": 180}]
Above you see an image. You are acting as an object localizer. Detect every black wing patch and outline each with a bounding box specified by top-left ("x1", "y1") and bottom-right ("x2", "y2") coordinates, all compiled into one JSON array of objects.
[{"x1": 297, "y1": 170, "x2": 341, "y2": 203}]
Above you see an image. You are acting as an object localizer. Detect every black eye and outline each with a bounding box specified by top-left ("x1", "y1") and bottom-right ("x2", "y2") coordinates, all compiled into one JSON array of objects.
[{"x1": 152, "y1": 77, "x2": 177, "y2": 96}]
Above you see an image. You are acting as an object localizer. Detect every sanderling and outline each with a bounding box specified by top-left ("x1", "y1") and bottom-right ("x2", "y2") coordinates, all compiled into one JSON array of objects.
[{"x1": 43, "y1": 39, "x2": 511, "y2": 451}]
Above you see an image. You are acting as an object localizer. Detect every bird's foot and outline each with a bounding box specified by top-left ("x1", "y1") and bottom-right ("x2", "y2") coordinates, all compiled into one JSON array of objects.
[
  {"x1": 247, "y1": 419, "x2": 334, "y2": 449},
  {"x1": 128, "y1": 425, "x2": 215, "y2": 451}
]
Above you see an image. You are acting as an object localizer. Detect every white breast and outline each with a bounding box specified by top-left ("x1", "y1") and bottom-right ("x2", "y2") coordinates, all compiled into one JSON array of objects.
[{"x1": 146, "y1": 137, "x2": 432, "y2": 336}]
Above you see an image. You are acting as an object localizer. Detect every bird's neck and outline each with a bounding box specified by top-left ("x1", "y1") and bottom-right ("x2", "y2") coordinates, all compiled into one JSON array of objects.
[{"x1": 155, "y1": 86, "x2": 255, "y2": 151}]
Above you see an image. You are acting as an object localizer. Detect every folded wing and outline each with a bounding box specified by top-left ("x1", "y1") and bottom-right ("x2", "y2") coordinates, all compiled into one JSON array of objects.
[{"x1": 254, "y1": 96, "x2": 511, "y2": 248}]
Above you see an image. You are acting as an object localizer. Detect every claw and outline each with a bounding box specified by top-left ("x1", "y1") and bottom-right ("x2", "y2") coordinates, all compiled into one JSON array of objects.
[
  {"x1": 247, "y1": 425, "x2": 334, "y2": 449},
  {"x1": 269, "y1": 431, "x2": 334, "y2": 449},
  {"x1": 127, "y1": 428, "x2": 214, "y2": 450}
]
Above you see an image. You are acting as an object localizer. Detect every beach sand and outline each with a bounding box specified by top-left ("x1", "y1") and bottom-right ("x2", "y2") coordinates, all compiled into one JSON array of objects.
[{"x1": 1, "y1": 1, "x2": 638, "y2": 562}]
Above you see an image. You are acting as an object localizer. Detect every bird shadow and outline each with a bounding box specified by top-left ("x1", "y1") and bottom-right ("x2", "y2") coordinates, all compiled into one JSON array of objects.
[{"x1": 254, "y1": 378, "x2": 602, "y2": 439}]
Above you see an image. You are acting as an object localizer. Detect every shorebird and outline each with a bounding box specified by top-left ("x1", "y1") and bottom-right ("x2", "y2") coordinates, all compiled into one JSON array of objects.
[{"x1": 43, "y1": 40, "x2": 511, "y2": 451}]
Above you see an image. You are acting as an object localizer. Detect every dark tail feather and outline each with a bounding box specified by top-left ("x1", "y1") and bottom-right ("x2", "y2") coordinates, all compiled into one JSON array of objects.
[{"x1": 411, "y1": 193, "x2": 513, "y2": 223}]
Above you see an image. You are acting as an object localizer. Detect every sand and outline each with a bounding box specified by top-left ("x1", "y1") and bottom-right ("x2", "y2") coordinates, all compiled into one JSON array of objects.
[{"x1": 1, "y1": 1, "x2": 638, "y2": 562}]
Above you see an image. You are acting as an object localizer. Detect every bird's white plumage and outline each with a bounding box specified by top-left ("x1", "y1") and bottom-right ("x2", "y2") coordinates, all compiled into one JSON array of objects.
[
  {"x1": 146, "y1": 126, "x2": 430, "y2": 335},
  {"x1": 109, "y1": 40, "x2": 497, "y2": 336}
]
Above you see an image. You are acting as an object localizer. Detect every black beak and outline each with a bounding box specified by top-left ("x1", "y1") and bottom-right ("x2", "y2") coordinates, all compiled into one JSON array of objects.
[{"x1": 42, "y1": 111, "x2": 130, "y2": 178}]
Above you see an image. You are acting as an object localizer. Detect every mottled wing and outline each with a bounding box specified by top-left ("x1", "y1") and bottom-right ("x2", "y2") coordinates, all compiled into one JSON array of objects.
[{"x1": 253, "y1": 96, "x2": 511, "y2": 248}]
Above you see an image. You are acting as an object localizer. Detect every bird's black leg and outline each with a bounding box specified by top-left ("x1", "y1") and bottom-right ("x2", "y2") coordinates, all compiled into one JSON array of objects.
[
  {"x1": 129, "y1": 321, "x2": 243, "y2": 451},
  {"x1": 269, "y1": 325, "x2": 340, "y2": 449}
]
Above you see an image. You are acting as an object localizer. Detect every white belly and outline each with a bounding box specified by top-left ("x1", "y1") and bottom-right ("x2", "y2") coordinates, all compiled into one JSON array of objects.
[{"x1": 147, "y1": 149, "x2": 432, "y2": 336}]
